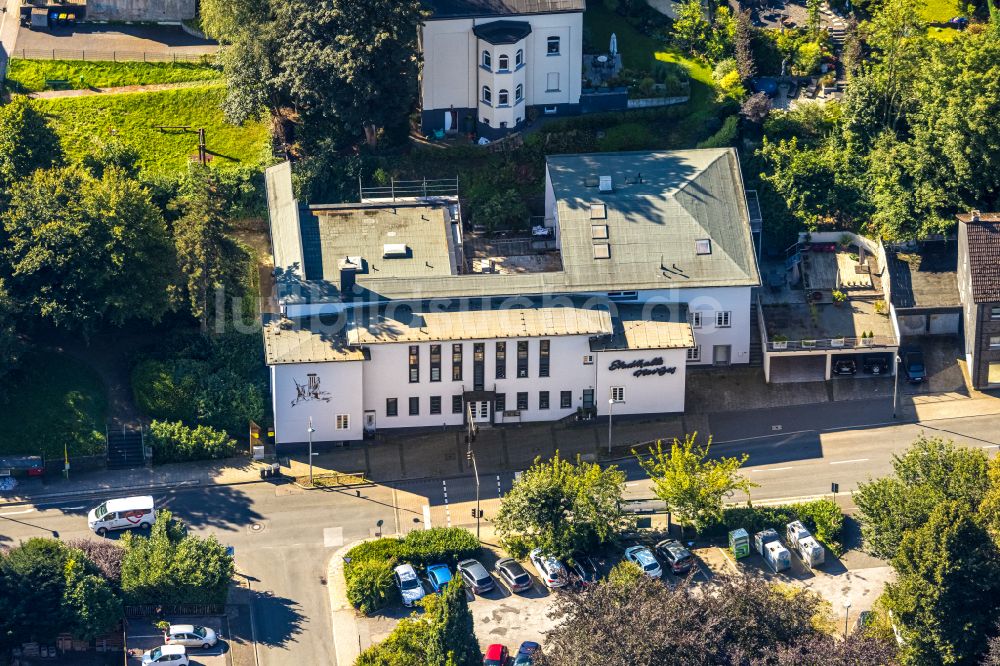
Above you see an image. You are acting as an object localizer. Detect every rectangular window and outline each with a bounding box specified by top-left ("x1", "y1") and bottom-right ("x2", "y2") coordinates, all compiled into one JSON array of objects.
[
  {"x1": 992, "y1": 306, "x2": 1000, "y2": 320},
  {"x1": 546, "y1": 72, "x2": 560, "y2": 91},
  {"x1": 716, "y1": 311, "x2": 732, "y2": 328},
  {"x1": 687, "y1": 345, "x2": 702, "y2": 362},
  {"x1": 516, "y1": 392, "x2": 529, "y2": 411},
  {"x1": 386, "y1": 398, "x2": 398, "y2": 417},
  {"x1": 430, "y1": 396, "x2": 442, "y2": 415},
  {"x1": 582, "y1": 389, "x2": 595, "y2": 409},
  {"x1": 560, "y1": 390, "x2": 572, "y2": 409},
  {"x1": 336, "y1": 414, "x2": 350, "y2": 430},
  {"x1": 495, "y1": 341, "x2": 507, "y2": 379},
  {"x1": 409, "y1": 397, "x2": 419, "y2": 416},
  {"x1": 690, "y1": 312, "x2": 703, "y2": 328},
  {"x1": 989, "y1": 362, "x2": 1000, "y2": 385},
  {"x1": 610, "y1": 386, "x2": 624, "y2": 402},
  {"x1": 496, "y1": 393, "x2": 506, "y2": 412},
  {"x1": 539, "y1": 391, "x2": 550, "y2": 409},
  {"x1": 429, "y1": 345, "x2": 441, "y2": 382},
  {"x1": 517, "y1": 340, "x2": 529, "y2": 378},
  {"x1": 539, "y1": 340, "x2": 550, "y2": 377},
  {"x1": 583, "y1": 354, "x2": 595, "y2": 365},
  {"x1": 452, "y1": 395, "x2": 463, "y2": 414},
  {"x1": 547, "y1": 36, "x2": 560, "y2": 55},
  {"x1": 990, "y1": 335, "x2": 1000, "y2": 349},
  {"x1": 409, "y1": 345, "x2": 419, "y2": 383},
  {"x1": 473, "y1": 343, "x2": 485, "y2": 391},
  {"x1": 452, "y1": 343, "x2": 464, "y2": 381}
]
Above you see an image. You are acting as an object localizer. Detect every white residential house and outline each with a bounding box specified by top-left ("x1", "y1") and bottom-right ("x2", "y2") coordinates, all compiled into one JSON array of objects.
[{"x1": 418, "y1": 0, "x2": 585, "y2": 138}]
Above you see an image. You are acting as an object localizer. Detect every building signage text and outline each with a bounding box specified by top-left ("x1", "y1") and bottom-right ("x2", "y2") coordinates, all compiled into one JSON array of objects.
[{"x1": 608, "y1": 357, "x2": 677, "y2": 377}]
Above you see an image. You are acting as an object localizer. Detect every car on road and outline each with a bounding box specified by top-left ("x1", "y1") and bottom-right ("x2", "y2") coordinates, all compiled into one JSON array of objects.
[
  {"x1": 902, "y1": 350, "x2": 926, "y2": 383},
  {"x1": 483, "y1": 643, "x2": 509, "y2": 666},
  {"x1": 566, "y1": 554, "x2": 599, "y2": 587},
  {"x1": 393, "y1": 563, "x2": 426, "y2": 607},
  {"x1": 529, "y1": 548, "x2": 569, "y2": 589},
  {"x1": 832, "y1": 358, "x2": 857, "y2": 376},
  {"x1": 142, "y1": 645, "x2": 189, "y2": 665},
  {"x1": 513, "y1": 641, "x2": 541, "y2": 665},
  {"x1": 494, "y1": 557, "x2": 533, "y2": 593},
  {"x1": 457, "y1": 558, "x2": 495, "y2": 594},
  {"x1": 863, "y1": 354, "x2": 890, "y2": 375},
  {"x1": 164, "y1": 624, "x2": 218, "y2": 649},
  {"x1": 654, "y1": 539, "x2": 694, "y2": 575},
  {"x1": 624, "y1": 545, "x2": 662, "y2": 579},
  {"x1": 426, "y1": 564, "x2": 453, "y2": 593}
]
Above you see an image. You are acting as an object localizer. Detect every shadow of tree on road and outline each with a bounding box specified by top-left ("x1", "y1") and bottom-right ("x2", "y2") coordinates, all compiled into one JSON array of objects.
[
  {"x1": 161, "y1": 485, "x2": 265, "y2": 532},
  {"x1": 250, "y1": 589, "x2": 306, "y2": 648}
]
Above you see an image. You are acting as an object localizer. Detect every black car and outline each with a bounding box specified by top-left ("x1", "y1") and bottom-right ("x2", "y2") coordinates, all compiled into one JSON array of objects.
[
  {"x1": 832, "y1": 358, "x2": 857, "y2": 376},
  {"x1": 902, "y1": 350, "x2": 926, "y2": 383},
  {"x1": 494, "y1": 557, "x2": 533, "y2": 593},
  {"x1": 457, "y1": 558, "x2": 494, "y2": 594},
  {"x1": 654, "y1": 539, "x2": 694, "y2": 575},
  {"x1": 863, "y1": 354, "x2": 890, "y2": 375},
  {"x1": 566, "y1": 555, "x2": 600, "y2": 588}
]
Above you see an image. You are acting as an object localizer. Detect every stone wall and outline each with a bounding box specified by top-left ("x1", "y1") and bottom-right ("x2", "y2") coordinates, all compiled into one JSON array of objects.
[{"x1": 86, "y1": 0, "x2": 196, "y2": 22}]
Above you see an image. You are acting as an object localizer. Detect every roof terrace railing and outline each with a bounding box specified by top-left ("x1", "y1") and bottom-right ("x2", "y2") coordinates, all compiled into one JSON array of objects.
[
  {"x1": 767, "y1": 336, "x2": 897, "y2": 352},
  {"x1": 360, "y1": 177, "x2": 459, "y2": 201}
]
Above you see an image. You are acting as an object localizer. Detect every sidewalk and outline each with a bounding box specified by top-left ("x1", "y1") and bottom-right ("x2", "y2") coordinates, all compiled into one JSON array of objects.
[{"x1": 3, "y1": 389, "x2": 999, "y2": 507}]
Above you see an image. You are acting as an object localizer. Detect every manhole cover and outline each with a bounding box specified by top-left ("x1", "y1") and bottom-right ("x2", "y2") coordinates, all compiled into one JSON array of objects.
[{"x1": 250, "y1": 523, "x2": 263, "y2": 532}]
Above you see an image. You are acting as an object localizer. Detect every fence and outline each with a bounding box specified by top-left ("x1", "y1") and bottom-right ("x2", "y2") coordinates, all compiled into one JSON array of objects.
[
  {"x1": 124, "y1": 604, "x2": 225, "y2": 619},
  {"x1": 11, "y1": 48, "x2": 215, "y2": 63}
]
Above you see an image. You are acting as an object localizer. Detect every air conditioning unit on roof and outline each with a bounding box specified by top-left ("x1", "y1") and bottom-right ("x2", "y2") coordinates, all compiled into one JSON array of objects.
[{"x1": 599, "y1": 176, "x2": 613, "y2": 192}]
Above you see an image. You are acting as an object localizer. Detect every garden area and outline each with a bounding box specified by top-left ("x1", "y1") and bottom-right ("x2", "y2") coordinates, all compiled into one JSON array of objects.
[{"x1": 5, "y1": 59, "x2": 222, "y2": 93}]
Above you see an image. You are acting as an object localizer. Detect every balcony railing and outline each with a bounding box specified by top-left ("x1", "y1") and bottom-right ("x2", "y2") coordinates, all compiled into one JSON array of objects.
[{"x1": 767, "y1": 336, "x2": 896, "y2": 352}]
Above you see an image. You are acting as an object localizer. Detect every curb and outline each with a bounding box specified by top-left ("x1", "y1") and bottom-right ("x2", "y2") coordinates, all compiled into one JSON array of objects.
[{"x1": 328, "y1": 537, "x2": 382, "y2": 665}]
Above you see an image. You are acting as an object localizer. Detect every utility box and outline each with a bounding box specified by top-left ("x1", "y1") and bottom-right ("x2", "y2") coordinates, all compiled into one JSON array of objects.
[
  {"x1": 754, "y1": 528, "x2": 791, "y2": 573},
  {"x1": 786, "y1": 520, "x2": 825, "y2": 569},
  {"x1": 729, "y1": 528, "x2": 750, "y2": 559}
]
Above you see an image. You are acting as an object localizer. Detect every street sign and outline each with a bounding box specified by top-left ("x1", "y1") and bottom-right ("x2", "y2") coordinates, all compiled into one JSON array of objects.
[{"x1": 831, "y1": 482, "x2": 839, "y2": 494}]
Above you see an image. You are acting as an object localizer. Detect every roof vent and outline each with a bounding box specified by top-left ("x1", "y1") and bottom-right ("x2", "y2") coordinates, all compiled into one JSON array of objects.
[
  {"x1": 383, "y1": 243, "x2": 408, "y2": 258},
  {"x1": 593, "y1": 243, "x2": 610, "y2": 259},
  {"x1": 590, "y1": 203, "x2": 607, "y2": 219},
  {"x1": 599, "y1": 176, "x2": 613, "y2": 192},
  {"x1": 695, "y1": 239, "x2": 712, "y2": 255},
  {"x1": 339, "y1": 255, "x2": 363, "y2": 272}
]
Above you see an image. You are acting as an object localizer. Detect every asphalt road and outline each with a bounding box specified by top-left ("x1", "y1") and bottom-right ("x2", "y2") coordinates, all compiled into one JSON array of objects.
[{"x1": 3, "y1": 409, "x2": 1000, "y2": 664}]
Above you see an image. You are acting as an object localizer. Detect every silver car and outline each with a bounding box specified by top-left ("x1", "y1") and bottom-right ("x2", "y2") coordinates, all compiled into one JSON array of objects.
[
  {"x1": 164, "y1": 624, "x2": 218, "y2": 649},
  {"x1": 624, "y1": 546, "x2": 662, "y2": 579}
]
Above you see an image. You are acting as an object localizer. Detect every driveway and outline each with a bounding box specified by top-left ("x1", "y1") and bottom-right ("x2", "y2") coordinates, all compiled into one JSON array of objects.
[
  {"x1": 14, "y1": 23, "x2": 217, "y2": 59},
  {"x1": 126, "y1": 617, "x2": 231, "y2": 666}
]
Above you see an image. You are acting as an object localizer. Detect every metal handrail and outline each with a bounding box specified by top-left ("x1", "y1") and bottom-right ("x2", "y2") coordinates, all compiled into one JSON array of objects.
[{"x1": 767, "y1": 336, "x2": 896, "y2": 351}]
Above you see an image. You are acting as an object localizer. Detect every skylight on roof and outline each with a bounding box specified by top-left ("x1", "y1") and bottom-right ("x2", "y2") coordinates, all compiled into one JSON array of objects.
[
  {"x1": 591, "y1": 224, "x2": 608, "y2": 240},
  {"x1": 593, "y1": 243, "x2": 610, "y2": 259},
  {"x1": 695, "y1": 239, "x2": 712, "y2": 255},
  {"x1": 590, "y1": 203, "x2": 607, "y2": 219}
]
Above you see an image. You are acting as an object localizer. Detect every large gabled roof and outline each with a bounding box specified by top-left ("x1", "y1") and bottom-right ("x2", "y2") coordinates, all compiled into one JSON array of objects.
[
  {"x1": 422, "y1": 0, "x2": 584, "y2": 19},
  {"x1": 958, "y1": 213, "x2": 1000, "y2": 303}
]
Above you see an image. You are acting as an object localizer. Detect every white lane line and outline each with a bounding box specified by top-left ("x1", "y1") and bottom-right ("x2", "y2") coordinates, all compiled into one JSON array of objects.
[
  {"x1": 750, "y1": 467, "x2": 794, "y2": 473},
  {"x1": 714, "y1": 430, "x2": 814, "y2": 444},
  {"x1": 983, "y1": 445, "x2": 999, "y2": 449},
  {"x1": 830, "y1": 458, "x2": 869, "y2": 465},
  {"x1": 442, "y1": 480, "x2": 451, "y2": 527},
  {"x1": 422, "y1": 504, "x2": 432, "y2": 529},
  {"x1": 0, "y1": 508, "x2": 34, "y2": 516}
]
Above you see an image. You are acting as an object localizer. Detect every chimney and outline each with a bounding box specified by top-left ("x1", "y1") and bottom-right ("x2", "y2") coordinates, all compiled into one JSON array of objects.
[
  {"x1": 971, "y1": 209, "x2": 982, "y2": 222},
  {"x1": 339, "y1": 255, "x2": 361, "y2": 293}
]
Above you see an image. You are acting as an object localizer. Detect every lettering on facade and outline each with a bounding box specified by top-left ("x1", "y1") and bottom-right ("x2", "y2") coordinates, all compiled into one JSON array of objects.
[
  {"x1": 608, "y1": 357, "x2": 677, "y2": 377},
  {"x1": 291, "y1": 373, "x2": 332, "y2": 407}
]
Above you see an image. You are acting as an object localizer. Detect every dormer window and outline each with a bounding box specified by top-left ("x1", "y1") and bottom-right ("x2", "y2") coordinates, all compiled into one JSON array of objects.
[
  {"x1": 498, "y1": 54, "x2": 509, "y2": 70},
  {"x1": 481, "y1": 50, "x2": 491, "y2": 70},
  {"x1": 516, "y1": 49, "x2": 524, "y2": 67}
]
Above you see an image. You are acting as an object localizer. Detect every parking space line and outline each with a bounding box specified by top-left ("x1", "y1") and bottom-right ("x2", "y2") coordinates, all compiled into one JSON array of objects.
[{"x1": 750, "y1": 466, "x2": 794, "y2": 472}]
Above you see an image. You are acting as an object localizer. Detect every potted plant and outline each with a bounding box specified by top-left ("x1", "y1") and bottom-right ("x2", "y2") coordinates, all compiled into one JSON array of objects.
[
  {"x1": 860, "y1": 331, "x2": 874, "y2": 347},
  {"x1": 832, "y1": 290, "x2": 847, "y2": 306},
  {"x1": 802, "y1": 339, "x2": 817, "y2": 349},
  {"x1": 874, "y1": 299, "x2": 888, "y2": 315},
  {"x1": 771, "y1": 334, "x2": 789, "y2": 350},
  {"x1": 831, "y1": 336, "x2": 845, "y2": 347}
]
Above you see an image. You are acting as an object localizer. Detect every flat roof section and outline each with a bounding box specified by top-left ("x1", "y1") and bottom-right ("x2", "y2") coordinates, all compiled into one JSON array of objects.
[
  {"x1": 886, "y1": 244, "x2": 959, "y2": 310},
  {"x1": 591, "y1": 304, "x2": 693, "y2": 351},
  {"x1": 422, "y1": 0, "x2": 584, "y2": 19},
  {"x1": 263, "y1": 316, "x2": 367, "y2": 365}
]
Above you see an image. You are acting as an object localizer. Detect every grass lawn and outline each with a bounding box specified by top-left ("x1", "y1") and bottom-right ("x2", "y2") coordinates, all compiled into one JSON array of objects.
[
  {"x1": 920, "y1": 0, "x2": 956, "y2": 23},
  {"x1": 584, "y1": 1, "x2": 666, "y2": 72},
  {"x1": 32, "y1": 84, "x2": 271, "y2": 175},
  {"x1": 0, "y1": 351, "x2": 108, "y2": 459},
  {"x1": 5, "y1": 59, "x2": 222, "y2": 93},
  {"x1": 926, "y1": 26, "x2": 961, "y2": 40}
]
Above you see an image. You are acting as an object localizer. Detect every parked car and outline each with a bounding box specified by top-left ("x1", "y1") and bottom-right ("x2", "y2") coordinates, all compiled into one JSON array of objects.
[
  {"x1": 624, "y1": 545, "x2": 662, "y2": 579},
  {"x1": 566, "y1": 554, "x2": 599, "y2": 587},
  {"x1": 862, "y1": 354, "x2": 890, "y2": 375},
  {"x1": 426, "y1": 564, "x2": 453, "y2": 593},
  {"x1": 393, "y1": 563, "x2": 426, "y2": 607},
  {"x1": 142, "y1": 645, "x2": 189, "y2": 665},
  {"x1": 903, "y1": 350, "x2": 926, "y2": 383},
  {"x1": 530, "y1": 548, "x2": 569, "y2": 589},
  {"x1": 88, "y1": 495, "x2": 156, "y2": 536},
  {"x1": 164, "y1": 624, "x2": 218, "y2": 649},
  {"x1": 832, "y1": 358, "x2": 857, "y2": 376},
  {"x1": 483, "y1": 643, "x2": 509, "y2": 666},
  {"x1": 513, "y1": 641, "x2": 541, "y2": 665},
  {"x1": 494, "y1": 557, "x2": 533, "y2": 593},
  {"x1": 457, "y1": 558, "x2": 495, "y2": 594},
  {"x1": 654, "y1": 539, "x2": 694, "y2": 575}
]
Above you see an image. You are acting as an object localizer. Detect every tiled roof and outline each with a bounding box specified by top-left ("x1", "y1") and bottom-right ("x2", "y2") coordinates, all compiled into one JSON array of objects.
[
  {"x1": 959, "y1": 215, "x2": 1000, "y2": 303},
  {"x1": 422, "y1": 0, "x2": 584, "y2": 19}
]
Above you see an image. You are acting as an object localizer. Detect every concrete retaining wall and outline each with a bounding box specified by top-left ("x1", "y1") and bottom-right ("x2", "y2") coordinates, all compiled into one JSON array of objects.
[{"x1": 86, "y1": 0, "x2": 195, "y2": 22}]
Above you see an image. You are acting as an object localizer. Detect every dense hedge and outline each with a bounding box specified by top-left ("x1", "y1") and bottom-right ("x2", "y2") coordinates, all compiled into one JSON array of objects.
[
  {"x1": 343, "y1": 528, "x2": 481, "y2": 613},
  {"x1": 148, "y1": 420, "x2": 238, "y2": 463},
  {"x1": 707, "y1": 499, "x2": 846, "y2": 556}
]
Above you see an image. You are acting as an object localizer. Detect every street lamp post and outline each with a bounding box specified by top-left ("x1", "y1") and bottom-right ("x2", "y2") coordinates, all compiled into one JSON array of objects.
[
  {"x1": 607, "y1": 398, "x2": 615, "y2": 455},
  {"x1": 467, "y1": 438, "x2": 481, "y2": 541},
  {"x1": 307, "y1": 417, "x2": 316, "y2": 485},
  {"x1": 843, "y1": 600, "x2": 852, "y2": 641},
  {"x1": 892, "y1": 354, "x2": 902, "y2": 419}
]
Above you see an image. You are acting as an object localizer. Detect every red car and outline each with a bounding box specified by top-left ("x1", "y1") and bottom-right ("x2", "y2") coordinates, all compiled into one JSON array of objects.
[{"x1": 484, "y1": 643, "x2": 509, "y2": 666}]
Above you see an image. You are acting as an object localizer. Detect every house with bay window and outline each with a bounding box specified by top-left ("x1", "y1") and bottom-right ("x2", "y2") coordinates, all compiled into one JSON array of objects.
[
  {"x1": 418, "y1": 0, "x2": 585, "y2": 138},
  {"x1": 263, "y1": 148, "x2": 760, "y2": 445}
]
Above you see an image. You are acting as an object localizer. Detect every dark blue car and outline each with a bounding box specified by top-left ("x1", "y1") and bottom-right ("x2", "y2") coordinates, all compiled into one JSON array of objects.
[{"x1": 513, "y1": 641, "x2": 540, "y2": 666}]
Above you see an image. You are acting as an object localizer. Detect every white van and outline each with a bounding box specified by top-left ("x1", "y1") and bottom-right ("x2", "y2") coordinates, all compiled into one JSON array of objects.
[{"x1": 88, "y1": 495, "x2": 156, "y2": 535}]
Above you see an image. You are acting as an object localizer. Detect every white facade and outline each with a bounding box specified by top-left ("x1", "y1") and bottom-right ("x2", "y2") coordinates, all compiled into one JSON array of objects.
[{"x1": 419, "y1": 11, "x2": 583, "y2": 135}]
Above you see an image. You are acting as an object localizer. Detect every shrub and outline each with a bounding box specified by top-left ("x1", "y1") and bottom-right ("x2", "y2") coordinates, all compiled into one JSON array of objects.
[
  {"x1": 697, "y1": 115, "x2": 739, "y2": 148},
  {"x1": 401, "y1": 527, "x2": 481, "y2": 566},
  {"x1": 148, "y1": 420, "x2": 238, "y2": 463},
  {"x1": 709, "y1": 499, "x2": 845, "y2": 556},
  {"x1": 790, "y1": 499, "x2": 844, "y2": 554},
  {"x1": 346, "y1": 559, "x2": 397, "y2": 614},
  {"x1": 598, "y1": 122, "x2": 655, "y2": 151}
]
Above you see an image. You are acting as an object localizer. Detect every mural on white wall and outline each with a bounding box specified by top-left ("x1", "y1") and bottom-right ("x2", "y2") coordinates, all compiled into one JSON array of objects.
[{"x1": 291, "y1": 373, "x2": 332, "y2": 407}]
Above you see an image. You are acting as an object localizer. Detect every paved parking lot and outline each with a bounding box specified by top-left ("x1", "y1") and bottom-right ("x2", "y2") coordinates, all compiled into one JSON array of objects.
[
  {"x1": 15, "y1": 23, "x2": 217, "y2": 57},
  {"x1": 126, "y1": 617, "x2": 231, "y2": 666}
]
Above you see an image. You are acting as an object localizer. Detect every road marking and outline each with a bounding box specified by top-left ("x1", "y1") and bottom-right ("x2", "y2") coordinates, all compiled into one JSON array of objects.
[
  {"x1": 750, "y1": 467, "x2": 794, "y2": 473},
  {"x1": 771, "y1": 425, "x2": 783, "y2": 431},
  {"x1": 422, "y1": 504, "x2": 432, "y2": 529},
  {"x1": 715, "y1": 430, "x2": 814, "y2": 444},
  {"x1": 442, "y1": 480, "x2": 451, "y2": 527},
  {"x1": 830, "y1": 458, "x2": 869, "y2": 465},
  {"x1": 496, "y1": 474, "x2": 502, "y2": 498},
  {"x1": 323, "y1": 526, "x2": 343, "y2": 548},
  {"x1": 983, "y1": 445, "x2": 999, "y2": 449},
  {"x1": 0, "y1": 508, "x2": 33, "y2": 516}
]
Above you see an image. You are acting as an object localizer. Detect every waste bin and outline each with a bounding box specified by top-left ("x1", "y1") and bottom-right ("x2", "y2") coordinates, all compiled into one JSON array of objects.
[{"x1": 729, "y1": 528, "x2": 750, "y2": 559}]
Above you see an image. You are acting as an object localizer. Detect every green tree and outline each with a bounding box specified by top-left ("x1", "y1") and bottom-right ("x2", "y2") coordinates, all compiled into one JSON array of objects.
[
  {"x1": 884, "y1": 502, "x2": 1000, "y2": 665},
  {"x1": 636, "y1": 434, "x2": 755, "y2": 533},
  {"x1": 425, "y1": 579, "x2": 481, "y2": 666},
  {"x1": 494, "y1": 452, "x2": 628, "y2": 560},
  {"x1": 63, "y1": 556, "x2": 122, "y2": 641},
  {"x1": 734, "y1": 9, "x2": 756, "y2": 80},
  {"x1": 0, "y1": 97, "x2": 61, "y2": 203},
  {"x1": 855, "y1": 436, "x2": 990, "y2": 560},
  {"x1": 2, "y1": 166, "x2": 174, "y2": 334},
  {"x1": 0, "y1": 279, "x2": 24, "y2": 383},
  {"x1": 806, "y1": 0, "x2": 822, "y2": 37},
  {"x1": 673, "y1": 0, "x2": 710, "y2": 54},
  {"x1": 81, "y1": 136, "x2": 141, "y2": 179}
]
